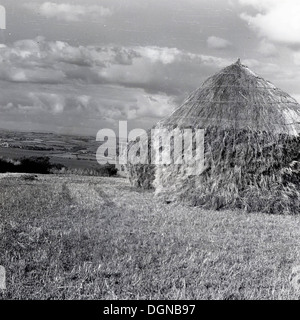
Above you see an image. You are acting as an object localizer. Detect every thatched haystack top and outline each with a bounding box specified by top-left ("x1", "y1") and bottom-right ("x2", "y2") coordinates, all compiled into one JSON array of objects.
[{"x1": 159, "y1": 59, "x2": 300, "y2": 135}]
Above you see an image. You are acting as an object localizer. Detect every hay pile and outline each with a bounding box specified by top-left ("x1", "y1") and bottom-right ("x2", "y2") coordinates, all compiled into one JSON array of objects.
[
  {"x1": 153, "y1": 127, "x2": 300, "y2": 214},
  {"x1": 126, "y1": 129, "x2": 155, "y2": 189},
  {"x1": 127, "y1": 60, "x2": 300, "y2": 214}
]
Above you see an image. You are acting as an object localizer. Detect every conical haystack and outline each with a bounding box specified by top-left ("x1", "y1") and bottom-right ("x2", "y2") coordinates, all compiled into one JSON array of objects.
[{"x1": 127, "y1": 60, "x2": 300, "y2": 214}]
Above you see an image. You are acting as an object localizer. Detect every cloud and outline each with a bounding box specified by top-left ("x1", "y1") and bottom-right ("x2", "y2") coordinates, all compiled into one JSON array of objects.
[
  {"x1": 207, "y1": 36, "x2": 232, "y2": 49},
  {"x1": 239, "y1": 0, "x2": 300, "y2": 45},
  {"x1": 257, "y1": 39, "x2": 277, "y2": 57},
  {"x1": 0, "y1": 87, "x2": 175, "y2": 126},
  {"x1": 0, "y1": 66, "x2": 66, "y2": 84},
  {"x1": 28, "y1": 92, "x2": 65, "y2": 114},
  {"x1": 25, "y1": 2, "x2": 112, "y2": 22},
  {"x1": 293, "y1": 94, "x2": 300, "y2": 103},
  {"x1": 126, "y1": 93, "x2": 174, "y2": 120},
  {"x1": 134, "y1": 47, "x2": 181, "y2": 64},
  {"x1": 293, "y1": 51, "x2": 300, "y2": 65},
  {"x1": 0, "y1": 5, "x2": 6, "y2": 29},
  {"x1": 238, "y1": 0, "x2": 274, "y2": 11},
  {"x1": 95, "y1": 46, "x2": 232, "y2": 97},
  {"x1": 0, "y1": 37, "x2": 236, "y2": 133},
  {"x1": 0, "y1": 38, "x2": 232, "y2": 93}
]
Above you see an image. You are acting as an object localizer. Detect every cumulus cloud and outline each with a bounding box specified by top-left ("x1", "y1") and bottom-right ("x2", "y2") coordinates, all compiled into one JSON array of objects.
[
  {"x1": 0, "y1": 5, "x2": 6, "y2": 29},
  {"x1": 293, "y1": 94, "x2": 300, "y2": 103},
  {"x1": 28, "y1": 92, "x2": 65, "y2": 114},
  {"x1": 239, "y1": 0, "x2": 300, "y2": 45},
  {"x1": 293, "y1": 52, "x2": 300, "y2": 65},
  {"x1": 239, "y1": 0, "x2": 273, "y2": 11},
  {"x1": 96, "y1": 46, "x2": 232, "y2": 98},
  {"x1": 0, "y1": 38, "x2": 231, "y2": 92},
  {"x1": 207, "y1": 36, "x2": 232, "y2": 49},
  {"x1": 257, "y1": 39, "x2": 277, "y2": 57},
  {"x1": 0, "y1": 67, "x2": 66, "y2": 84},
  {"x1": 242, "y1": 58, "x2": 280, "y2": 75},
  {"x1": 25, "y1": 2, "x2": 112, "y2": 22},
  {"x1": 0, "y1": 37, "x2": 235, "y2": 133},
  {"x1": 134, "y1": 47, "x2": 182, "y2": 64}
]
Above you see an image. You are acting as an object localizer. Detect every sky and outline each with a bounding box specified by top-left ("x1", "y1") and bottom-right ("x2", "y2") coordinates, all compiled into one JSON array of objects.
[{"x1": 0, "y1": 0, "x2": 300, "y2": 136}]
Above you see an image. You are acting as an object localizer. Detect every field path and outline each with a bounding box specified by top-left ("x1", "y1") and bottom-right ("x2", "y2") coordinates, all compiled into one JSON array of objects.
[{"x1": 61, "y1": 176, "x2": 156, "y2": 215}]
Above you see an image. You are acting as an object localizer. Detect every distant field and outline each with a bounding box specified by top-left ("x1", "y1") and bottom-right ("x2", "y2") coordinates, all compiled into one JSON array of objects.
[
  {"x1": 0, "y1": 174, "x2": 300, "y2": 300},
  {"x1": 0, "y1": 128, "x2": 117, "y2": 170},
  {"x1": 0, "y1": 146, "x2": 102, "y2": 169}
]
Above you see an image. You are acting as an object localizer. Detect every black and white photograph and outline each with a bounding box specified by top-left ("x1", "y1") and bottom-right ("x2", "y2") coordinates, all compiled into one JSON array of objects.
[{"x1": 0, "y1": 0, "x2": 300, "y2": 304}]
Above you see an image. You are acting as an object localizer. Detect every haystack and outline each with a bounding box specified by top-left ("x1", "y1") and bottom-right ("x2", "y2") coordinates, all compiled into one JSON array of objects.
[{"x1": 127, "y1": 59, "x2": 300, "y2": 214}]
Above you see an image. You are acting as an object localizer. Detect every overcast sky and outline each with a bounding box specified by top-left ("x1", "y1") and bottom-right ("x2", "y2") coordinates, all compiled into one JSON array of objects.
[{"x1": 0, "y1": 0, "x2": 300, "y2": 136}]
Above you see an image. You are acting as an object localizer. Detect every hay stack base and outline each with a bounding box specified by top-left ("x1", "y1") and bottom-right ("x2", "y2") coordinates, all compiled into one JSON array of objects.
[{"x1": 153, "y1": 127, "x2": 300, "y2": 214}]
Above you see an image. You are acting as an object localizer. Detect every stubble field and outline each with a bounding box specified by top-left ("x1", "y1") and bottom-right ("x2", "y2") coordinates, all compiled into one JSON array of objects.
[{"x1": 0, "y1": 173, "x2": 300, "y2": 300}]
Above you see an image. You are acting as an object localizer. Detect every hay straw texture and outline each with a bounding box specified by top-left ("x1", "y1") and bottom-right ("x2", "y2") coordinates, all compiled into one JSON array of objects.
[
  {"x1": 127, "y1": 60, "x2": 300, "y2": 214},
  {"x1": 159, "y1": 59, "x2": 300, "y2": 135}
]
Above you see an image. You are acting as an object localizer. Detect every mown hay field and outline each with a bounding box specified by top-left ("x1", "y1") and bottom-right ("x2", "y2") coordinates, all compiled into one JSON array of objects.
[{"x1": 0, "y1": 173, "x2": 300, "y2": 300}]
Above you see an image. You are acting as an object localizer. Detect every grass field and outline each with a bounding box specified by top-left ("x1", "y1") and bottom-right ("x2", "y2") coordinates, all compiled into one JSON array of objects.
[{"x1": 0, "y1": 173, "x2": 300, "y2": 300}]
